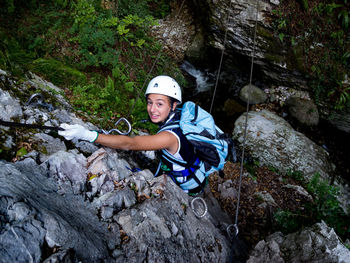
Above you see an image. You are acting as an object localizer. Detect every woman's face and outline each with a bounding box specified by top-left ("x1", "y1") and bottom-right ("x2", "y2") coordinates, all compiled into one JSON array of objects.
[{"x1": 147, "y1": 94, "x2": 176, "y2": 123}]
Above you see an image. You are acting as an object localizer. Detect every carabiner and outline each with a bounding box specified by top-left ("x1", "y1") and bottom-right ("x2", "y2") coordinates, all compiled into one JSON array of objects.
[
  {"x1": 191, "y1": 197, "x2": 208, "y2": 218},
  {"x1": 26, "y1": 93, "x2": 44, "y2": 105},
  {"x1": 226, "y1": 224, "x2": 239, "y2": 238},
  {"x1": 101, "y1": 117, "x2": 132, "y2": 135},
  {"x1": 26, "y1": 93, "x2": 54, "y2": 111}
]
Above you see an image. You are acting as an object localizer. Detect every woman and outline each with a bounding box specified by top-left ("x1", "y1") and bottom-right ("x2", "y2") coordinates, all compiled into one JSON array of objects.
[{"x1": 59, "y1": 75, "x2": 207, "y2": 195}]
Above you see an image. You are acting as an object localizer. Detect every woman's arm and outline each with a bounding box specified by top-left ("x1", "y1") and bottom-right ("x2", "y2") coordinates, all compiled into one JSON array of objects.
[{"x1": 95, "y1": 131, "x2": 179, "y2": 154}]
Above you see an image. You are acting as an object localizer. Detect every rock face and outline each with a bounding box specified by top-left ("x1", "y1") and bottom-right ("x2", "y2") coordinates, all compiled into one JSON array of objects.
[
  {"x1": 327, "y1": 109, "x2": 350, "y2": 133},
  {"x1": 0, "y1": 70, "x2": 233, "y2": 262},
  {"x1": 0, "y1": 159, "x2": 112, "y2": 262},
  {"x1": 189, "y1": 0, "x2": 308, "y2": 87},
  {"x1": 232, "y1": 110, "x2": 350, "y2": 211},
  {"x1": 233, "y1": 110, "x2": 333, "y2": 180},
  {"x1": 247, "y1": 221, "x2": 350, "y2": 263},
  {"x1": 0, "y1": 156, "x2": 232, "y2": 262}
]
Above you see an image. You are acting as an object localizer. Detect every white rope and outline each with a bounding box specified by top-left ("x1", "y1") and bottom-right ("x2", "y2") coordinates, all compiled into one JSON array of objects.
[
  {"x1": 234, "y1": 0, "x2": 260, "y2": 233},
  {"x1": 209, "y1": 0, "x2": 234, "y2": 114}
]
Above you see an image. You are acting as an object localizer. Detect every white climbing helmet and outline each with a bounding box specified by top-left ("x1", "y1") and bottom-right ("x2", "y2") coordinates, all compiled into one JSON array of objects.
[{"x1": 145, "y1": 75, "x2": 182, "y2": 104}]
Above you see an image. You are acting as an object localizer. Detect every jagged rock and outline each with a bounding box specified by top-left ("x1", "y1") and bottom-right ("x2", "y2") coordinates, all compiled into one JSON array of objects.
[
  {"x1": 33, "y1": 133, "x2": 67, "y2": 162},
  {"x1": 151, "y1": 1, "x2": 195, "y2": 62},
  {"x1": 0, "y1": 154, "x2": 234, "y2": 262},
  {"x1": 282, "y1": 184, "x2": 313, "y2": 202},
  {"x1": 233, "y1": 110, "x2": 350, "y2": 211},
  {"x1": 190, "y1": 0, "x2": 308, "y2": 87},
  {"x1": 116, "y1": 176, "x2": 232, "y2": 263},
  {"x1": 41, "y1": 150, "x2": 88, "y2": 194},
  {"x1": 0, "y1": 160, "x2": 112, "y2": 262},
  {"x1": 327, "y1": 109, "x2": 350, "y2": 134},
  {"x1": 255, "y1": 191, "x2": 277, "y2": 208},
  {"x1": 247, "y1": 221, "x2": 350, "y2": 263},
  {"x1": 0, "y1": 89, "x2": 23, "y2": 122}
]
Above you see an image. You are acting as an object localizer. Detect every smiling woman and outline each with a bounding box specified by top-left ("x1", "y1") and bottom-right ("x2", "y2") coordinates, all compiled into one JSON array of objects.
[{"x1": 58, "y1": 75, "x2": 211, "y2": 195}]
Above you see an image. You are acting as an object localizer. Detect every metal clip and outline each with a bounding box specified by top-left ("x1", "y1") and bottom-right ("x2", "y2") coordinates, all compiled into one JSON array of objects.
[
  {"x1": 191, "y1": 197, "x2": 208, "y2": 218},
  {"x1": 226, "y1": 224, "x2": 239, "y2": 238},
  {"x1": 26, "y1": 93, "x2": 54, "y2": 112},
  {"x1": 101, "y1": 117, "x2": 132, "y2": 135}
]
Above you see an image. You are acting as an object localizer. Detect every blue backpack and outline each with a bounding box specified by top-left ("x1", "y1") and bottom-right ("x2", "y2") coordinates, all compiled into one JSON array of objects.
[{"x1": 158, "y1": 101, "x2": 235, "y2": 177}]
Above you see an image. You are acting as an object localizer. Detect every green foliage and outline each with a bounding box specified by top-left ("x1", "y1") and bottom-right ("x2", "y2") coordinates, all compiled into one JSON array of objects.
[
  {"x1": 274, "y1": 172, "x2": 350, "y2": 240},
  {"x1": 16, "y1": 147, "x2": 28, "y2": 159},
  {"x1": 117, "y1": 0, "x2": 171, "y2": 19},
  {"x1": 0, "y1": 0, "x2": 186, "y2": 134},
  {"x1": 274, "y1": 209, "x2": 305, "y2": 233},
  {"x1": 244, "y1": 160, "x2": 260, "y2": 177},
  {"x1": 286, "y1": 169, "x2": 304, "y2": 183},
  {"x1": 300, "y1": 0, "x2": 309, "y2": 11},
  {"x1": 30, "y1": 58, "x2": 87, "y2": 88},
  {"x1": 117, "y1": 0, "x2": 153, "y2": 18},
  {"x1": 306, "y1": 173, "x2": 350, "y2": 237},
  {"x1": 338, "y1": 8, "x2": 349, "y2": 29},
  {"x1": 272, "y1": 1, "x2": 350, "y2": 111},
  {"x1": 68, "y1": 0, "x2": 157, "y2": 69},
  {"x1": 0, "y1": 31, "x2": 35, "y2": 76},
  {"x1": 306, "y1": 173, "x2": 340, "y2": 218}
]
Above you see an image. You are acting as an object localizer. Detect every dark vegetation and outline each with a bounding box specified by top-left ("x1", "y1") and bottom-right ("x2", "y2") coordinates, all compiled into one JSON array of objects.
[
  {"x1": 272, "y1": 0, "x2": 350, "y2": 110},
  {"x1": 0, "y1": 0, "x2": 184, "y2": 133}
]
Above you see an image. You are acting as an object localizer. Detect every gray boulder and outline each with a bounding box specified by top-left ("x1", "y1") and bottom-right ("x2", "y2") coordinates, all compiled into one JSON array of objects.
[
  {"x1": 247, "y1": 221, "x2": 350, "y2": 263},
  {"x1": 233, "y1": 110, "x2": 333, "y2": 180},
  {"x1": 239, "y1": 84, "x2": 268, "y2": 104},
  {"x1": 286, "y1": 96, "x2": 319, "y2": 126}
]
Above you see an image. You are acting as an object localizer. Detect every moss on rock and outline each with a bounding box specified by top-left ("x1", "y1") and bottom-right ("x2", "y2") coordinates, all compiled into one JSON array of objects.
[{"x1": 30, "y1": 58, "x2": 87, "y2": 88}]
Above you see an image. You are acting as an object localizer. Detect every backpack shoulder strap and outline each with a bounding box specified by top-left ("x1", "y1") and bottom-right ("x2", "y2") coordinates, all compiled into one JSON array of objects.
[{"x1": 158, "y1": 121, "x2": 180, "y2": 132}]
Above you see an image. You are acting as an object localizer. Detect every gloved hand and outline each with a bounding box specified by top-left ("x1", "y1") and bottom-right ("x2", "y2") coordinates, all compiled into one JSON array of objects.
[{"x1": 58, "y1": 123, "x2": 98, "y2": 142}]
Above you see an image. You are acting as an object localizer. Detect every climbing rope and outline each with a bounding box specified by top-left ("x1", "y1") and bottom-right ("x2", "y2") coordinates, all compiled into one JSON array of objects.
[
  {"x1": 0, "y1": 93, "x2": 62, "y2": 131},
  {"x1": 233, "y1": 0, "x2": 260, "y2": 236},
  {"x1": 209, "y1": 0, "x2": 234, "y2": 114},
  {"x1": 127, "y1": 0, "x2": 186, "y2": 119},
  {"x1": 0, "y1": 119, "x2": 64, "y2": 131}
]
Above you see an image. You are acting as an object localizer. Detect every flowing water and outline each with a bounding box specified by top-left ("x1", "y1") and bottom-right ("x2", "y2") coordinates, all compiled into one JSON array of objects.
[
  {"x1": 180, "y1": 60, "x2": 257, "y2": 133},
  {"x1": 180, "y1": 61, "x2": 215, "y2": 94}
]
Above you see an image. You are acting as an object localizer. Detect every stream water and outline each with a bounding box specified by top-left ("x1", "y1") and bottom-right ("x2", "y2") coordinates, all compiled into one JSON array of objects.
[{"x1": 180, "y1": 61, "x2": 350, "y2": 184}]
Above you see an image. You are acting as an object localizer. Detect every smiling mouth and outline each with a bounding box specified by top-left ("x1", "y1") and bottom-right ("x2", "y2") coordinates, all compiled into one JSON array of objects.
[{"x1": 149, "y1": 115, "x2": 159, "y2": 122}]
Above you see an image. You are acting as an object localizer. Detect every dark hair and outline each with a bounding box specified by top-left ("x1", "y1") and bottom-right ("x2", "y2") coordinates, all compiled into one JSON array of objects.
[{"x1": 145, "y1": 94, "x2": 179, "y2": 108}]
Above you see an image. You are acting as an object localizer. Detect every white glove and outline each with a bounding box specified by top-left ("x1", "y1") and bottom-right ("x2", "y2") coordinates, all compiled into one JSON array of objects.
[{"x1": 58, "y1": 123, "x2": 98, "y2": 142}]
